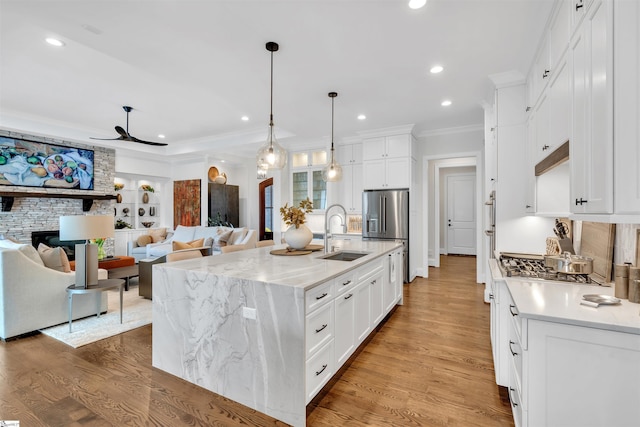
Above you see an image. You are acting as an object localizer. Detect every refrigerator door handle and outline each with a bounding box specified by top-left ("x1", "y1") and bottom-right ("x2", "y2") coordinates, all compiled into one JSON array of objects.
[{"x1": 382, "y1": 196, "x2": 387, "y2": 233}]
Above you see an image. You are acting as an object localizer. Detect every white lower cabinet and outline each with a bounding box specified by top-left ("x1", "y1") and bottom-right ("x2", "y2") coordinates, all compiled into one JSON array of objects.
[
  {"x1": 305, "y1": 254, "x2": 402, "y2": 404},
  {"x1": 334, "y1": 285, "x2": 356, "y2": 366},
  {"x1": 305, "y1": 339, "x2": 334, "y2": 404},
  {"x1": 504, "y1": 295, "x2": 640, "y2": 427}
]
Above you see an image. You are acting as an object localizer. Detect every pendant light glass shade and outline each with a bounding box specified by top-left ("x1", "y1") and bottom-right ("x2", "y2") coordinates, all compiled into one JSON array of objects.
[
  {"x1": 256, "y1": 42, "x2": 287, "y2": 170},
  {"x1": 323, "y1": 92, "x2": 342, "y2": 182}
]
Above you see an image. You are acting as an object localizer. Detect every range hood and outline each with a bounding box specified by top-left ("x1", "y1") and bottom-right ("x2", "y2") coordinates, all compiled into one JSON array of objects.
[{"x1": 535, "y1": 140, "x2": 569, "y2": 176}]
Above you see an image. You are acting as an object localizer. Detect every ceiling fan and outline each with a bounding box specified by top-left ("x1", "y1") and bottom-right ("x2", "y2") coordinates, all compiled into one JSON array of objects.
[{"x1": 90, "y1": 106, "x2": 167, "y2": 146}]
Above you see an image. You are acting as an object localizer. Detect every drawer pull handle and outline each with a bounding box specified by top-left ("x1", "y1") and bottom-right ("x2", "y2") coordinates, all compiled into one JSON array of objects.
[
  {"x1": 489, "y1": 293, "x2": 494, "y2": 299},
  {"x1": 509, "y1": 388, "x2": 519, "y2": 407},
  {"x1": 370, "y1": 279, "x2": 377, "y2": 285},
  {"x1": 315, "y1": 324, "x2": 328, "y2": 333},
  {"x1": 315, "y1": 364, "x2": 327, "y2": 376},
  {"x1": 342, "y1": 280, "x2": 352, "y2": 286},
  {"x1": 509, "y1": 340, "x2": 519, "y2": 356},
  {"x1": 509, "y1": 305, "x2": 519, "y2": 316},
  {"x1": 316, "y1": 292, "x2": 328, "y2": 300},
  {"x1": 344, "y1": 293, "x2": 353, "y2": 300}
]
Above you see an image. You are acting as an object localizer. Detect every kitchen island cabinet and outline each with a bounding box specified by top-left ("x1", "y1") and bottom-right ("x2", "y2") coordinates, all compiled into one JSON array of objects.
[
  {"x1": 152, "y1": 239, "x2": 403, "y2": 427},
  {"x1": 490, "y1": 260, "x2": 640, "y2": 427}
]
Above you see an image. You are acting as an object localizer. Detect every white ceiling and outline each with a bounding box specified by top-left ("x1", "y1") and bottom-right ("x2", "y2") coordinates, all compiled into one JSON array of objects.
[{"x1": 0, "y1": 0, "x2": 553, "y2": 164}]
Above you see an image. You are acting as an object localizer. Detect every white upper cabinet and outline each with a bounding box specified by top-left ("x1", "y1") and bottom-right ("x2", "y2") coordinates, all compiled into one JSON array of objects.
[
  {"x1": 362, "y1": 133, "x2": 413, "y2": 190},
  {"x1": 613, "y1": 0, "x2": 640, "y2": 214},
  {"x1": 547, "y1": 54, "x2": 570, "y2": 155},
  {"x1": 548, "y1": 0, "x2": 571, "y2": 69},
  {"x1": 570, "y1": 0, "x2": 613, "y2": 214},
  {"x1": 335, "y1": 143, "x2": 363, "y2": 213}
]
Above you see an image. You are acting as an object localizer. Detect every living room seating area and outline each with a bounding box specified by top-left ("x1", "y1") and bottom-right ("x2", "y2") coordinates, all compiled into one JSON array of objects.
[
  {"x1": 127, "y1": 225, "x2": 257, "y2": 262},
  {"x1": 0, "y1": 240, "x2": 108, "y2": 340}
]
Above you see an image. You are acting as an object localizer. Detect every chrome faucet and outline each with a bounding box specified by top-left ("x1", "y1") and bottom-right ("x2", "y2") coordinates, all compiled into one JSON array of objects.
[{"x1": 324, "y1": 203, "x2": 347, "y2": 253}]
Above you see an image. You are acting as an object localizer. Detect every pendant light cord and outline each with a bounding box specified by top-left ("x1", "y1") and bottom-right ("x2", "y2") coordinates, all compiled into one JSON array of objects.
[{"x1": 269, "y1": 49, "x2": 274, "y2": 128}]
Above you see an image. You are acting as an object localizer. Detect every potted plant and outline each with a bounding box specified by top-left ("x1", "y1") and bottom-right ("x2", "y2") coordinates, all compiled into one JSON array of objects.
[{"x1": 280, "y1": 198, "x2": 313, "y2": 250}]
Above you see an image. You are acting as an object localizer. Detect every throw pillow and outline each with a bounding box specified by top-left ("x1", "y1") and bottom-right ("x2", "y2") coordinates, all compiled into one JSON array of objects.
[
  {"x1": 0, "y1": 239, "x2": 45, "y2": 266},
  {"x1": 149, "y1": 228, "x2": 167, "y2": 243},
  {"x1": 37, "y1": 243, "x2": 71, "y2": 273},
  {"x1": 137, "y1": 234, "x2": 153, "y2": 247},
  {"x1": 227, "y1": 228, "x2": 248, "y2": 246},
  {"x1": 215, "y1": 228, "x2": 233, "y2": 243},
  {"x1": 172, "y1": 238, "x2": 205, "y2": 251}
]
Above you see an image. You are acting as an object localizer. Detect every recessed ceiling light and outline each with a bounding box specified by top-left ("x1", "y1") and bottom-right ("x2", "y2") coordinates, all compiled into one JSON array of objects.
[
  {"x1": 408, "y1": 0, "x2": 427, "y2": 10},
  {"x1": 430, "y1": 65, "x2": 443, "y2": 74},
  {"x1": 357, "y1": 114, "x2": 366, "y2": 120},
  {"x1": 241, "y1": 116, "x2": 249, "y2": 121},
  {"x1": 45, "y1": 38, "x2": 65, "y2": 47},
  {"x1": 158, "y1": 134, "x2": 165, "y2": 139},
  {"x1": 441, "y1": 100, "x2": 452, "y2": 107},
  {"x1": 220, "y1": 160, "x2": 226, "y2": 163}
]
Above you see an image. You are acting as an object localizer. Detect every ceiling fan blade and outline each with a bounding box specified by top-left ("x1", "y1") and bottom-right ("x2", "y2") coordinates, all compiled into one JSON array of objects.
[
  {"x1": 115, "y1": 126, "x2": 129, "y2": 137},
  {"x1": 90, "y1": 136, "x2": 126, "y2": 141},
  {"x1": 129, "y1": 135, "x2": 168, "y2": 146}
]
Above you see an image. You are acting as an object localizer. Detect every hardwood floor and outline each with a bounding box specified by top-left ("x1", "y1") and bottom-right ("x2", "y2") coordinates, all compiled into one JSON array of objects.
[{"x1": 0, "y1": 255, "x2": 513, "y2": 426}]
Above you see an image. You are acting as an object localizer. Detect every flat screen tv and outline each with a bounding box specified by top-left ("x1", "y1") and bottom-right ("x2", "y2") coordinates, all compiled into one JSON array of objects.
[{"x1": 0, "y1": 136, "x2": 94, "y2": 190}]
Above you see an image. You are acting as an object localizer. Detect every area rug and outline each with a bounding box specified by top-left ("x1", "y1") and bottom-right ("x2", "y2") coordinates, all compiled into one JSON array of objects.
[{"x1": 39, "y1": 289, "x2": 151, "y2": 348}]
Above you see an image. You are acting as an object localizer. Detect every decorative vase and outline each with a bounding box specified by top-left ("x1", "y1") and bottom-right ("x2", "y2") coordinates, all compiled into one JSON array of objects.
[
  {"x1": 284, "y1": 224, "x2": 313, "y2": 250},
  {"x1": 149, "y1": 206, "x2": 156, "y2": 216},
  {"x1": 142, "y1": 192, "x2": 149, "y2": 204},
  {"x1": 96, "y1": 242, "x2": 106, "y2": 260},
  {"x1": 116, "y1": 193, "x2": 122, "y2": 203}
]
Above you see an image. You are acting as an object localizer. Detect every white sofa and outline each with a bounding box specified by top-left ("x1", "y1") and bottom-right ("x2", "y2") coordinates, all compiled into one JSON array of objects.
[
  {"x1": 0, "y1": 245, "x2": 108, "y2": 340},
  {"x1": 128, "y1": 225, "x2": 258, "y2": 262}
]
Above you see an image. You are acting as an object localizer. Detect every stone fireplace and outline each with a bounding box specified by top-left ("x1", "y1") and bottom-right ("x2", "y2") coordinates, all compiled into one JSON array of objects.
[{"x1": 0, "y1": 129, "x2": 117, "y2": 254}]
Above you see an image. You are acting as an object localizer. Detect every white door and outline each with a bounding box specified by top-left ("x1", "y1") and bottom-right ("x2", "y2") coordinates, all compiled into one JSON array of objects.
[{"x1": 446, "y1": 174, "x2": 476, "y2": 255}]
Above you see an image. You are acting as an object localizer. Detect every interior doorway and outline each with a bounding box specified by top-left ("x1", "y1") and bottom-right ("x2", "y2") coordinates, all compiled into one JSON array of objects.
[{"x1": 259, "y1": 178, "x2": 274, "y2": 241}]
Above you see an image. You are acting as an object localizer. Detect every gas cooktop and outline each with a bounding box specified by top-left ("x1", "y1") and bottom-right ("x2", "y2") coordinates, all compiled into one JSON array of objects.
[{"x1": 498, "y1": 252, "x2": 593, "y2": 284}]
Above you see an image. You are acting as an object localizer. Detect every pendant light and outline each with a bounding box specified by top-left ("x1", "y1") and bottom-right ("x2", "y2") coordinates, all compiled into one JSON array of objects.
[
  {"x1": 256, "y1": 41, "x2": 287, "y2": 170},
  {"x1": 322, "y1": 92, "x2": 343, "y2": 182}
]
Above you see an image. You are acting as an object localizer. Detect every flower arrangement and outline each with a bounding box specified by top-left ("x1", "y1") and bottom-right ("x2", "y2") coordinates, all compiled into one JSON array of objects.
[
  {"x1": 114, "y1": 183, "x2": 124, "y2": 191},
  {"x1": 280, "y1": 198, "x2": 313, "y2": 229},
  {"x1": 140, "y1": 184, "x2": 154, "y2": 192},
  {"x1": 91, "y1": 237, "x2": 107, "y2": 259},
  {"x1": 115, "y1": 219, "x2": 132, "y2": 229}
]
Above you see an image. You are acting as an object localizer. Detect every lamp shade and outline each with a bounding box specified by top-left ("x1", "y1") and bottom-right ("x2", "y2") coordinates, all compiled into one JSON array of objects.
[{"x1": 59, "y1": 215, "x2": 115, "y2": 241}]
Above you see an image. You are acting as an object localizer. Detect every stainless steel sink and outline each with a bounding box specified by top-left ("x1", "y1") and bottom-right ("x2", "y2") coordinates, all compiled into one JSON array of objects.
[{"x1": 319, "y1": 251, "x2": 369, "y2": 261}]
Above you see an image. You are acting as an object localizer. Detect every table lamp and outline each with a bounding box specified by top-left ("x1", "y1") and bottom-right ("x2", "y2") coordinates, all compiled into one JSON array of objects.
[{"x1": 59, "y1": 215, "x2": 114, "y2": 288}]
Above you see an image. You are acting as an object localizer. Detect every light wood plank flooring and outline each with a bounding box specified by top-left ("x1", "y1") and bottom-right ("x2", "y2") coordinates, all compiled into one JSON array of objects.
[{"x1": 0, "y1": 255, "x2": 513, "y2": 426}]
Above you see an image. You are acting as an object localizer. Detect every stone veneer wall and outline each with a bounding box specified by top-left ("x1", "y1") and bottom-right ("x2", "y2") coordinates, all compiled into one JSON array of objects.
[{"x1": 0, "y1": 129, "x2": 117, "y2": 254}]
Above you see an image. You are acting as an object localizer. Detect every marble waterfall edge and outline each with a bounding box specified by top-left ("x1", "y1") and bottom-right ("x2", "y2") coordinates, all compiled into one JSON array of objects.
[{"x1": 152, "y1": 265, "x2": 306, "y2": 426}]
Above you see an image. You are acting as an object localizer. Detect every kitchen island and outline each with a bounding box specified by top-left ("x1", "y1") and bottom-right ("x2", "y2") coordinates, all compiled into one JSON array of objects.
[
  {"x1": 152, "y1": 240, "x2": 403, "y2": 427},
  {"x1": 488, "y1": 260, "x2": 640, "y2": 427}
]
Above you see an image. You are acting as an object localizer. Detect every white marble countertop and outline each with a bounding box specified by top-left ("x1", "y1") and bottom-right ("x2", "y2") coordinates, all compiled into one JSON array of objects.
[
  {"x1": 157, "y1": 239, "x2": 401, "y2": 291},
  {"x1": 490, "y1": 259, "x2": 640, "y2": 335}
]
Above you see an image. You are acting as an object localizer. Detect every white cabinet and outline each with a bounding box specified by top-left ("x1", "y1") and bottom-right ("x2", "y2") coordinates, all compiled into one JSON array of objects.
[
  {"x1": 291, "y1": 150, "x2": 328, "y2": 211},
  {"x1": 354, "y1": 281, "x2": 370, "y2": 344},
  {"x1": 548, "y1": 0, "x2": 571, "y2": 70},
  {"x1": 547, "y1": 54, "x2": 570, "y2": 154},
  {"x1": 336, "y1": 143, "x2": 363, "y2": 213},
  {"x1": 334, "y1": 284, "x2": 356, "y2": 366},
  {"x1": 520, "y1": 319, "x2": 640, "y2": 427},
  {"x1": 525, "y1": 113, "x2": 536, "y2": 213},
  {"x1": 613, "y1": 0, "x2": 640, "y2": 214},
  {"x1": 362, "y1": 134, "x2": 413, "y2": 190},
  {"x1": 570, "y1": 0, "x2": 613, "y2": 214},
  {"x1": 383, "y1": 251, "x2": 400, "y2": 313},
  {"x1": 489, "y1": 266, "x2": 511, "y2": 388},
  {"x1": 533, "y1": 92, "x2": 549, "y2": 162}
]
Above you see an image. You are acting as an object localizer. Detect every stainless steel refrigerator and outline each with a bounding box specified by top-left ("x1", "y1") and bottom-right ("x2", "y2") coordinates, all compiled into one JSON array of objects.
[{"x1": 362, "y1": 189, "x2": 409, "y2": 283}]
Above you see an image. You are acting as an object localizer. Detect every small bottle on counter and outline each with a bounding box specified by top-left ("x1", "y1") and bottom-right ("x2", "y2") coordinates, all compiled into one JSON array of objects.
[
  {"x1": 614, "y1": 264, "x2": 629, "y2": 299},
  {"x1": 628, "y1": 267, "x2": 640, "y2": 303}
]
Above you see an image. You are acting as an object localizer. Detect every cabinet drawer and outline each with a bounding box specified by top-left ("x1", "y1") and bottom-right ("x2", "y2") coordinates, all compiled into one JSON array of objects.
[
  {"x1": 357, "y1": 258, "x2": 383, "y2": 283},
  {"x1": 305, "y1": 339, "x2": 334, "y2": 404},
  {"x1": 334, "y1": 271, "x2": 356, "y2": 296},
  {"x1": 508, "y1": 365, "x2": 524, "y2": 427},
  {"x1": 508, "y1": 297, "x2": 522, "y2": 340},
  {"x1": 306, "y1": 281, "x2": 334, "y2": 313},
  {"x1": 305, "y1": 302, "x2": 334, "y2": 358},
  {"x1": 509, "y1": 316, "x2": 523, "y2": 397}
]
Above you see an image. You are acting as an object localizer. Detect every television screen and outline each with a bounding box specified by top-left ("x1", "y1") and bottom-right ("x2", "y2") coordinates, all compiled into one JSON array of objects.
[{"x1": 0, "y1": 136, "x2": 94, "y2": 190}]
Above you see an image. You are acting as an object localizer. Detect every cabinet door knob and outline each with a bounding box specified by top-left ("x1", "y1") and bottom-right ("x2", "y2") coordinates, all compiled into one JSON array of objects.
[
  {"x1": 542, "y1": 144, "x2": 550, "y2": 150},
  {"x1": 576, "y1": 1, "x2": 583, "y2": 11},
  {"x1": 542, "y1": 70, "x2": 550, "y2": 78}
]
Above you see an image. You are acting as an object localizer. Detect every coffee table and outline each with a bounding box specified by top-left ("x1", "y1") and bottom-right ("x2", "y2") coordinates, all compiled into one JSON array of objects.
[
  {"x1": 66, "y1": 279, "x2": 124, "y2": 333},
  {"x1": 107, "y1": 265, "x2": 139, "y2": 291}
]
